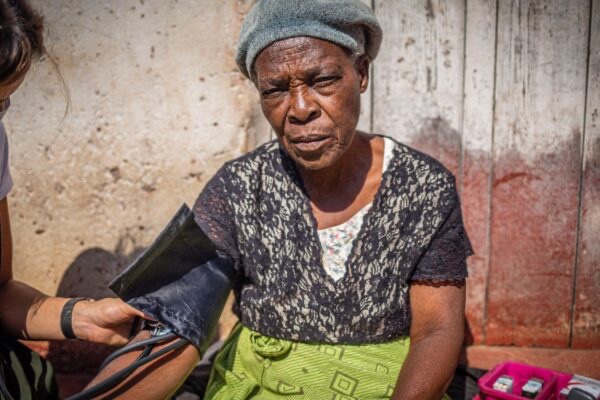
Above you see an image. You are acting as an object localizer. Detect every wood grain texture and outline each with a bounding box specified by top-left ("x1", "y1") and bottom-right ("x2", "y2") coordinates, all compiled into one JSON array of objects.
[
  {"x1": 461, "y1": 0, "x2": 497, "y2": 345},
  {"x1": 486, "y1": 0, "x2": 590, "y2": 347},
  {"x1": 464, "y1": 345, "x2": 600, "y2": 379},
  {"x1": 373, "y1": 0, "x2": 465, "y2": 175},
  {"x1": 572, "y1": 0, "x2": 600, "y2": 349}
]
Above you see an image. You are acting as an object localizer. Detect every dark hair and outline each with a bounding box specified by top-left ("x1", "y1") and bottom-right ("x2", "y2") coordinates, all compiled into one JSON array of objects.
[{"x1": 0, "y1": 0, "x2": 45, "y2": 86}]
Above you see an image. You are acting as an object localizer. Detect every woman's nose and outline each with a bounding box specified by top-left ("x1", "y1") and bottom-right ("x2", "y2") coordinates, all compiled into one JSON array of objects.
[{"x1": 288, "y1": 90, "x2": 320, "y2": 124}]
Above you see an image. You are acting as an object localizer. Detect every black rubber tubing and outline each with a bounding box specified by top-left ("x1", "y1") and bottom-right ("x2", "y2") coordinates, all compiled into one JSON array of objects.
[
  {"x1": 99, "y1": 332, "x2": 177, "y2": 370},
  {"x1": 66, "y1": 338, "x2": 188, "y2": 400}
]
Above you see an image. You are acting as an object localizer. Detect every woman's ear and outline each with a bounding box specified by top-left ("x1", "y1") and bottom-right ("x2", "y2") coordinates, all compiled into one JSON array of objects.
[{"x1": 356, "y1": 55, "x2": 370, "y2": 94}]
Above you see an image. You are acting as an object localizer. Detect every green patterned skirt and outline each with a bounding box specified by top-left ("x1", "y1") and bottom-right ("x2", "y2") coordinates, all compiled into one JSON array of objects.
[{"x1": 205, "y1": 323, "x2": 418, "y2": 400}]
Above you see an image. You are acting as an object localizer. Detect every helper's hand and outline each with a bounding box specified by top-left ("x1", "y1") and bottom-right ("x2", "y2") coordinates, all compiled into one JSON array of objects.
[{"x1": 71, "y1": 298, "x2": 145, "y2": 346}]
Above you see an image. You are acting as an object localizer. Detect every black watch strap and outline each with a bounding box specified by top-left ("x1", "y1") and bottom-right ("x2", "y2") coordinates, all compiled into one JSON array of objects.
[{"x1": 60, "y1": 297, "x2": 88, "y2": 339}]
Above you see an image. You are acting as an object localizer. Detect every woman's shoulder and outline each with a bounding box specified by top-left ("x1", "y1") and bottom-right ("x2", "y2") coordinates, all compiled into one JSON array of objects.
[
  {"x1": 381, "y1": 134, "x2": 456, "y2": 189},
  {"x1": 206, "y1": 139, "x2": 283, "y2": 196},
  {"x1": 219, "y1": 139, "x2": 281, "y2": 175}
]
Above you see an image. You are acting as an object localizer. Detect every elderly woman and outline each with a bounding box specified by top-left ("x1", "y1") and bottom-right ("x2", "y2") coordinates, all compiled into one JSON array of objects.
[{"x1": 89, "y1": 1, "x2": 472, "y2": 399}]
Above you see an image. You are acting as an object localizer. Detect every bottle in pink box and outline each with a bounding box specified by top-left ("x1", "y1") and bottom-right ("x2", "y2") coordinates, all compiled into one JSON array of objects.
[{"x1": 478, "y1": 361, "x2": 573, "y2": 400}]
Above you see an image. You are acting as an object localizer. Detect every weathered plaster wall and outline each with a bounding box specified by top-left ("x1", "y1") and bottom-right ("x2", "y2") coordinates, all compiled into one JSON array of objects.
[{"x1": 4, "y1": 0, "x2": 269, "y2": 298}]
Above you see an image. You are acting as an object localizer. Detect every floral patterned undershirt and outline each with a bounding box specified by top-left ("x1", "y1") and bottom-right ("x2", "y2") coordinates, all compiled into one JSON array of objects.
[{"x1": 318, "y1": 137, "x2": 395, "y2": 282}]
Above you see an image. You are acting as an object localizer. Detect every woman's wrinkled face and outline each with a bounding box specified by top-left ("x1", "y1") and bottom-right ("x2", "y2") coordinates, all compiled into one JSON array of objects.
[{"x1": 253, "y1": 37, "x2": 368, "y2": 170}]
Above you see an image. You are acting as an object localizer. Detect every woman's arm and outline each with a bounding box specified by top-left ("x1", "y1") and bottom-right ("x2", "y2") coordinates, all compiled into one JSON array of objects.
[
  {"x1": 0, "y1": 197, "x2": 143, "y2": 344},
  {"x1": 391, "y1": 283, "x2": 466, "y2": 400},
  {"x1": 83, "y1": 330, "x2": 201, "y2": 399}
]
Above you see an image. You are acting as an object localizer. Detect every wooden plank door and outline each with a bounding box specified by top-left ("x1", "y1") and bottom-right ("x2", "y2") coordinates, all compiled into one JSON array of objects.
[
  {"x1": 373, "y1": 0, "x2": 465, "y2": 176},
  {"x1": 486, "y1": 0, "x2": 590, "y2": 348}
]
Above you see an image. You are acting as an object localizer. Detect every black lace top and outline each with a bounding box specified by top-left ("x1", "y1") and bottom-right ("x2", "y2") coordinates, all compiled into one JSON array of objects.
[{"x1": 193, "y1": 136, "x2": 472, "y2": 344}]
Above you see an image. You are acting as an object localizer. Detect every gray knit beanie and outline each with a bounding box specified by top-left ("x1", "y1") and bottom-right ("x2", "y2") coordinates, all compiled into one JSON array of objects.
[{"x1": 236, "y1": 0, "x2": 383, "y2": 79}]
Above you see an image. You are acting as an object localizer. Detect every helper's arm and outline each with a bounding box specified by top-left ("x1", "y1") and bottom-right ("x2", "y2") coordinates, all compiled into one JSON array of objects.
[
  {"x1": 83, "y1": 330, "x2": 201, "y2": 399},
  {"x1": 391, "y1": 282, "x2": 466, "y2": 400},
  {"x1": 0, "y1": 197, "x2": 143, "y2": 344},
  {"x1": 0, "y1": 196, "x2": 71, "y2": 340}
]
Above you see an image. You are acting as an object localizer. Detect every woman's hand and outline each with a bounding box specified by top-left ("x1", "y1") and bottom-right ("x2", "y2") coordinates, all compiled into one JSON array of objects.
[{"x1": 71, "y1": 298, "x2": 145, "y2": 346}]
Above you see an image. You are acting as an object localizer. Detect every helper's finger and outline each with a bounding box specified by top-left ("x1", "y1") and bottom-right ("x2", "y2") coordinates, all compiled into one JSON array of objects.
[{"x1": 121, "y1": 302, "x2": 146, "y2": 318}]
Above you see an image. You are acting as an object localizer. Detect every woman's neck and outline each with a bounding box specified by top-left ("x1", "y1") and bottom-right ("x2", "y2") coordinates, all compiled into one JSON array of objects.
[{"x1": 298, "y1": 132, "x2": 379, "y2": 213}]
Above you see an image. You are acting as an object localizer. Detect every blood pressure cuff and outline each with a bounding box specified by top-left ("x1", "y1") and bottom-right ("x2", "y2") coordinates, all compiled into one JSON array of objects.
[{"x1": 109, "y1": 204, "x2": 236, "y2": 353}]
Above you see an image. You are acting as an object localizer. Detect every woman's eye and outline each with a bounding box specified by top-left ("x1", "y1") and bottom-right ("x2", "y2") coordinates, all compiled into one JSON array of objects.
[
  {"x1": 262, "y1": 88, "x2": 284, "y2": 98},
  {"x1": 313, "y1": 76, "x2": 339, "y2": 87}
]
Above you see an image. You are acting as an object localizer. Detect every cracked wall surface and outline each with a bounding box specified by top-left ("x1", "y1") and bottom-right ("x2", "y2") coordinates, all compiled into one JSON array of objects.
[{"x1": 4, "y1": 0, "x2": 269, "y2": 298}]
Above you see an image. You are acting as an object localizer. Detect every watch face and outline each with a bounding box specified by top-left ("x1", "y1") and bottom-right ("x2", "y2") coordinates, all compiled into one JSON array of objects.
[{"x1": 0, "y1": 98, "x2": 10, "y2": 120}]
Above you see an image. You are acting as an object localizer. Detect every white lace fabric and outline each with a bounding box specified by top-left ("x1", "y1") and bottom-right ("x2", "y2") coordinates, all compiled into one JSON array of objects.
[{"x1": 318, "y1": 137, "x2": 395, "y2": 282}]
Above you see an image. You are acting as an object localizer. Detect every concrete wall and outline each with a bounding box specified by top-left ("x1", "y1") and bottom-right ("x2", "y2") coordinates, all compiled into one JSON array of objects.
[{"x1": 5, "y1": 0, "x2": 269, "y2": 299}]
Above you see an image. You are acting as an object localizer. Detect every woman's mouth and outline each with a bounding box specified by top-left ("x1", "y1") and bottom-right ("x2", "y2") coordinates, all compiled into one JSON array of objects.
[{"x1": 289, "y1": 136, "x2": 333, "y2": 153}]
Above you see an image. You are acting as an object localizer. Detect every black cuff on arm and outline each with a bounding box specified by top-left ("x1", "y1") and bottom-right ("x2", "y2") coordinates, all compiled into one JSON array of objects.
[{"x1": 109, "y1": 204, "x2": 237, "y2": 353}]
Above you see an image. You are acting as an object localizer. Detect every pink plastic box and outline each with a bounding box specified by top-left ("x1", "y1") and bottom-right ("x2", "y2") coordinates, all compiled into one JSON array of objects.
[{"x1": 478, "y1": 361, "x2": 572, "y2": 400}]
